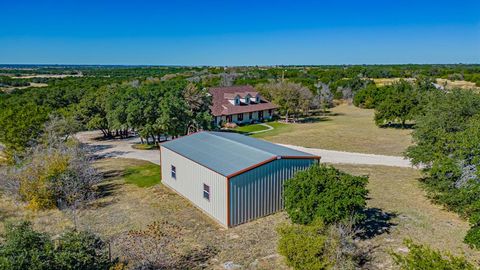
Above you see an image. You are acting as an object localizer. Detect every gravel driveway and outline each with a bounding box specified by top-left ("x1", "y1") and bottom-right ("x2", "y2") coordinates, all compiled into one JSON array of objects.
[{"x1": 77, "y1": 130, "x2": 416, "y2": 168}]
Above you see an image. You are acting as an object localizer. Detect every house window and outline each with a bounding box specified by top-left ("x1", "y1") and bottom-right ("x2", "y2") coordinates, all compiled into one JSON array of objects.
[
  {"x1": 203, "y1": 184, "x2": 210, "y2": 201},
  {"x1": 258, "y1": 110, "x2": 264, "y2": 119},
  {"x1": 237, "y1": 113, "x2": 243, "y2": 121},
  {"x1": 268, "y1": 109, "x2": 273, "y2": 116},
  {"x1": 256, "y1": 96, "x2": 260, "y2": 103},
  {"x1": 249, "y1": 112, "x2": 253, "y2": 120},
  {"x1": 226, "y1": 115, "x2": 232, "y2": 122},
  {"x1": 171, "y1": 165, "x2": 176, "y2": 179},
  {"x1": 235, "y1": 98, "x2": 240, "y2": 105}
]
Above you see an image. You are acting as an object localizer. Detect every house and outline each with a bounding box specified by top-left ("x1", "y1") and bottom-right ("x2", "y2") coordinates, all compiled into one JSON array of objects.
[
  {"x1": 209, "y1": 85, "x2": 278, "y2": 126},
  {"x1": 160, "y1": 131, "x2": 320, "y2": 227}
]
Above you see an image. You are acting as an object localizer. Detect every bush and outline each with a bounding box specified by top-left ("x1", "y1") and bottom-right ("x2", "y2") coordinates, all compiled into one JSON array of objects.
[
  {"x1": 284, "y1": 164, "x2": 368, "y2": 225},
  {"x1": 0, "y1": 221, "x2": 114, "y2": 270},
  {"x1": 391, "y1": 239, "x2": 477, "y2": 270},
  {"x1": 55, "y1": 231, "x2": 113, "y2": 270},
  {"x1": 277, "y1": 219, "x2": 363, "y2": 270},
  {"x1": 0, "y1": 221, "x2": 54, "y2": 270},
  {"x1": 277, "y1": 220, "x2": 330, "y2": 270},
  {"x1": 465, "y1": 226, "x2": 480, "y2": 249}
]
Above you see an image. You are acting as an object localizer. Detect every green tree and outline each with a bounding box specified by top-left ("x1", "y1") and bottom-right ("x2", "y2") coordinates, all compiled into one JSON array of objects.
[
  {"x1": 284, "y1": 164, "x2": 368, "y2": 225},
  {"x1": 374, "y1": 80, "x2": 418, "y2": 128}
]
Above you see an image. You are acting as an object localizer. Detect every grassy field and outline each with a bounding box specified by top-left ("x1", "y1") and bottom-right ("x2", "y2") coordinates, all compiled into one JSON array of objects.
[
  {"x1": 332, "y1": 164, "x2": 480, "y2": 269},
  {"x1": 254, "y1": 104, "x2": 412, "y2": 156},
  {"x1": 1, "y1": 158, "x2": 479, "y2": 268},
  {"x1": 0, "y1": 158, "x2": 290, "y2": 269}
]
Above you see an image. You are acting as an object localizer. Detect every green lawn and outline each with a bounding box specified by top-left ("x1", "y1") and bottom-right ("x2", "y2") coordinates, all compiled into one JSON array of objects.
[
  {"x1": 251, "y1": 122, "x2": 292, "y2": 138},
  {"x1": 123, "y1": 162, "x2": 161, "y2": 187},
  {"x1": 233, "y1": 123, "x2": 270, "y2": 133},
  {"x1": 132, "y1": 143, "x2": 159, "y2": 150}
]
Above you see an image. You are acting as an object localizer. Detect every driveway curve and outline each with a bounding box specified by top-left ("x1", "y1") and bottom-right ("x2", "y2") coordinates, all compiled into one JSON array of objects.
[
  {"x1": 77, "y1": 130, "x2": 416, "y2": 168},
  {"x1": 277, "y1": 144, "x2": 415, "y2": 168}
]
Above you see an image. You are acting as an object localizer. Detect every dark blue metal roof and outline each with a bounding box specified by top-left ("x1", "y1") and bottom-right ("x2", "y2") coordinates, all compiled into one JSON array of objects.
[{"x1": 161, "y1": 131, "x2": 316, "y2": 176}]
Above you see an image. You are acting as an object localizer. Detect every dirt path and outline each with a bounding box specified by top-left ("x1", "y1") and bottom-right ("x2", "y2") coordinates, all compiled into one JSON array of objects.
[
  {"x1": 247, "y1": 123, "x2": 274, "y2": 134},
  {"x1": 77, "y1": 130, "x2": 415, "y2": 168},
  {"x1": 75, "y1": 131, "x2": 160, "y2": 164},
  {"x1": 278, "y1": 144, "x2": 415, "y2": 168}
]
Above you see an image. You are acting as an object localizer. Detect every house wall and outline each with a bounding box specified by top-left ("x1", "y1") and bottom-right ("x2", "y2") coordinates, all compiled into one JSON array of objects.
[
  {"x1": 228, "y1": 158, "x2": 317, "y2": 227},
  {"x1": 214, "y1": 109, "x2": 275, "y2": 126},
  {"x1": 161, "y1": 147, "x2": 228, "y2": 227}
]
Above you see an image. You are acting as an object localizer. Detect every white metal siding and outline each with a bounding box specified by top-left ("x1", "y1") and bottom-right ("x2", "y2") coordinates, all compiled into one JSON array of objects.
[
  {"x1": 161, "y1": 147, "x2": 228, "y2": 226},
  {"x1": 229, "y1": 158, "x2": 317, "y2": 226}
]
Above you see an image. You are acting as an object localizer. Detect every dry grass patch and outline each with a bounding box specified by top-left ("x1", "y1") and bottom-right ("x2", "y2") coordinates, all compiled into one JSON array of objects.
[
  {"x1": 3, "y1": 158, "x2": 480, "y2": 268},
  {"x1": 332, "y1": 164, "x2": 480, "y2": 269},
  {"x1": 436, "y1": 78, "x2": 480, "y2": 91},
  {"x1": 371, "y1": 78, "x2": 415, "y2": 86},
  {"x1": 255, "y1": 104, "x2": 412, "y2": 156},
  {"x1": 0, "y1": 158, "x2": 289, "y2": 269}
]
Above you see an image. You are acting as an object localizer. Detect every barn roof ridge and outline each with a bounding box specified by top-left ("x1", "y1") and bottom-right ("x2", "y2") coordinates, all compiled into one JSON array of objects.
[{"x1": 161, "y1": 131, "x2": 317, "y2": 177}]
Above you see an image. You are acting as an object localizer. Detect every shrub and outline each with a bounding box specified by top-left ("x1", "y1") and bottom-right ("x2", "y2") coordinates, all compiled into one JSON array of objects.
[
  {"x1": 277, "y1": 220, "x2": 330, "y2": 270},
  {"x1": 465, "y1": 226, "x2": 480, "y2": 250},
  {"x1": 55, "y1": 230, "x2": 113, "y2": 270},
  {"x1": 0, "y1": 221, "x2": 54, "y2": 270},
  {"x1": 0, "y1": 221, "x2": 114, "y2": 270},
  {"x1": 284, "y1": 164, "x2": 368, "y2": 225},
  {"x1": 277, "y1": 219, "x2": 363, "y2": 270},
  {"x1": 391, "y1": 239, "x2": 477, "y2": 270}
]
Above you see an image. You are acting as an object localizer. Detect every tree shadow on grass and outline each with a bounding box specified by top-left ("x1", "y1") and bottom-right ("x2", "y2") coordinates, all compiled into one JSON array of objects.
[
  {"x1": 378, "y1": 123, "x2": 415, "y2": 129},
  {"x1": 299, "y1": 116, "x2": 332, "y2": 123},
  {"x1": 357, "y1": 207, "x2": 397, "y2": 239}
]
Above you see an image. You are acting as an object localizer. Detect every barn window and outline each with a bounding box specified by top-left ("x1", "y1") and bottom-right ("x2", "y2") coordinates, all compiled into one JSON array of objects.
[
  {"x1": 171, "y1": 165, "x2": 176, "y2": 179},
  {"x1": 203, "y1": 184, "x2": 210, "y2": 201}
]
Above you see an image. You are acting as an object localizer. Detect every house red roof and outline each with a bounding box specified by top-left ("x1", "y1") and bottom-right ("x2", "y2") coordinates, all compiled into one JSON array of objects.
[{"x1": 209, "y1": 85, "x2": 278, "y2": 116}]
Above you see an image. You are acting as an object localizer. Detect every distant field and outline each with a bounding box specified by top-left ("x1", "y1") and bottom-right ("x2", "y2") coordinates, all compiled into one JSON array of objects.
[
  {"x1": 9, "y1": 74, "x2": 82, "y2": 79},
  {"x1": 1, "y1": 82, "x2": 48, "y2": 92},
  {"x1": 254, "y1": 104, "x2": 412, "y2": 156},
  {"x1": 371, "y1": 77, "x2": 480, "y2": 91},
  {"x1": 436, "y1": 78, "x2": 480, "y2": 90},
  {"x1": 371, "y1": 77, "x2": 415, "y2": 86}
]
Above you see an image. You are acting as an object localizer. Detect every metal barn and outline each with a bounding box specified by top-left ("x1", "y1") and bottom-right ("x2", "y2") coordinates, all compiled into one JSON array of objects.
[{"x1": 160, "y1": 131, "x2": 320, "y2": 227}]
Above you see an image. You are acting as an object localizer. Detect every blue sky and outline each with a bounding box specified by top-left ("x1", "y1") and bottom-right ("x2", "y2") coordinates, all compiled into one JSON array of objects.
[{"x1": 1, "y1": 0, "x2": 479, "y2": 65}]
